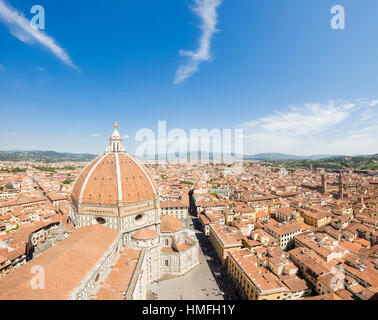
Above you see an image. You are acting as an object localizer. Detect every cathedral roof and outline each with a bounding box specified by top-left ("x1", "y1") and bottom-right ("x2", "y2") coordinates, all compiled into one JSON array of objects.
[
  {"x1": 132, "y1": 227, "x2": 158, "y2": 240},
  {"x1": 0, "y1": 224, "x2": 119, "y2": 300},
  {"x1": 71, "y1": 124, "x2": 157, "y2": 207},
  {"x1": 94, "y1": 246, "x2": 141, "y2": 300},
  {"x1": 160, "y1": 214, "x2": 184, "y2": 233}
]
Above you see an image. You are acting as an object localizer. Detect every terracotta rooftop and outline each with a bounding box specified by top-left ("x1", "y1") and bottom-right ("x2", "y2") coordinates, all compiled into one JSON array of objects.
[
  {"x1": 0, "y1": 224, "x2": 119, "y2": 300},
  {"x1": 132, "y1": 227, "x2": 158, "y2": 240},
  {"x1": 230, "y1": 249, "x2": 289, "y2": 294},
  {"x1": 264, "y1": 222, "x2": 303, "y2": 236},
  {"x1": 160, "y1": 214, "x2": 183, "y2": 233},
  {"x1": 160, "y1": 200, "x2": 188, "y2": 208},
  {"x1": 303, "y1": 292, "x2": 342, "y2": 300},
  {"x1": 209, "y1": 223, "x2": 243, "y2": 247},
  {"x1": 95, "y1": 246, "x2": 141, "y2": 300},
  {"x1": 0, "y1": 196, "x2": 46, "y2": 209},
  {"x1": 72, "y1": 153, "x2": 157, "y2": 207},
  {"x1": 256, "y1": 210, "x2": 269, "y2": 218},
  {"x1": 276, "y1": 207, "x2": 295, "y2": 215}
]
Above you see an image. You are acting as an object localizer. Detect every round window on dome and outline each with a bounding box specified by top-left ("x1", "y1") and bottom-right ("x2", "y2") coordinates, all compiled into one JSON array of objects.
[
  {"x1": 96, "y1": 217, "x2": 106, "y2": 224},
  {"x1": 134, "y1": 214, "x2": 146, "y2": 225}
]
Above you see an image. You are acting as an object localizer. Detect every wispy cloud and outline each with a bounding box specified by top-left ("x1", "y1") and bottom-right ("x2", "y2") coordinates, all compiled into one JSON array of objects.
[
  {"x1": 0, "y1": 0, "x2": 78, "y2": 70},
  {"x1": 92, "y1": 133, "x2": 99, "y2": 137},
  {"x1": 241, "y1": 98, "x2": 378, "y2": 156},
  {"x1": 368, "y1": 99, "x2": 378, "y2": 107},
  {"x1": 244, "y1": 102, "x2": 352, "y2": 137},
  {"x1": 0, "y1": 64, "x2": 4, "y2": 71},
  {"x1": 174, "y1": 0, "x2": 222, "y2": 84}
]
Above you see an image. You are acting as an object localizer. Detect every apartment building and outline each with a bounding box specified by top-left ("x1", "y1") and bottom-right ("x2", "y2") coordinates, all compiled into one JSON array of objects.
[
  {"x1": 208, "y1": 223, "x2": 243, "y2": 264},
  {"x1": 263, "y1": 222, "x2": 303, "y2": 250}
]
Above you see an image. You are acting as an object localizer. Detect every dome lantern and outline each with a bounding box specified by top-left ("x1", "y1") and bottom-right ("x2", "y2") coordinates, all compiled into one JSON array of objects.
[{"x1": 106, "y1": 122, "x2": 126, "y2": 153}]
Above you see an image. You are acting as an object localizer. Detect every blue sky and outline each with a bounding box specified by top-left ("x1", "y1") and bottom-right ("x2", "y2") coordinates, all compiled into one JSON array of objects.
[{"x1": 0, "y1": 0, "x2": 377, "y2": 156}]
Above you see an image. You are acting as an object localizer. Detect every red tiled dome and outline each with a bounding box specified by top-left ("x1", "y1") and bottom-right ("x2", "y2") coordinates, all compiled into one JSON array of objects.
[
  {"x1": 72, "y1": 152, "x2": 157, "y2": 207},
  {"x1": 132, "y1": 227, "x2": 158, "y2": 240}
]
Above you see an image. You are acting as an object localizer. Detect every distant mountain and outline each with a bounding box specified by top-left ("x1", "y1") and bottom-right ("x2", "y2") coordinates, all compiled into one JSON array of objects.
[
  {"x1": 251, "y1": 153, "x2": 378, "y2": 171},
  {"x1": 133, "y1": 152, "x2": 348, "y2": 161},
  {"x1": 133, "y1": 151, "x2": 245, "y2": 161},
  {"x1": 303, "y1": 154, "x2": 338, "y2": 160},
  {"x1": 0, "y1": 150, "x2": 98, "y2": 162},
  {"x1": 246, "y1": 153, "x2": 303, "y2": 160},
  {"x1": 133, "y1": 151, "x2": 374, "y2": 161},
  {"x1": 243, "y1": 153, "x2": 346, "y2": 160},
  {"x1": 1, "y1": 149, "x2": 375, "y2": 163}
]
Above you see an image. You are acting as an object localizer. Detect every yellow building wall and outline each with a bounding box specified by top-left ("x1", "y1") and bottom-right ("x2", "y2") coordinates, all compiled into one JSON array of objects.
[{"x1": 227, "y1": 255, "x2": 289, "y2": 300}]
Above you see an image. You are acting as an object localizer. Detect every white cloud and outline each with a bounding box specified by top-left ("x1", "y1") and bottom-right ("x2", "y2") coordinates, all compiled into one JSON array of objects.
[
  {"x1": 36, "y1": 66, "x2": 45, "y2": 71},
  {"x1": 92, "y1": 133, "x2": 99, "y2": 137},
  {"x1": 241, "y1": 99, "x2": 378, "y2": 156},
  {"x1": 123, "y1": 135, "x2": 129, "y2": 139},
  {"x1": 359, "y1": 109, "x2": 376, "y2": 122},
  {"x1": 368, "y1": 99, "x2": 378, "y2": 107},
  {"x1": 0, "y1": 0, "x2": 78, "y2": 70},
  {"x1": 174, "y1": 0, "x2": 222, "y2": 84},
  {"x1": 247, "y1": 102, "x2": 350, "y2": 137}
]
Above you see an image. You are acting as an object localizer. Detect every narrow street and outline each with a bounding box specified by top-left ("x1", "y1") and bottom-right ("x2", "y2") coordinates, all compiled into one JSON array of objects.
[
  {"x1": 189, "y1": 214, "x2": 238, "y2": 300},
  {"x1": 147, "y1": 212, "x2": 238, "y2": 300}
]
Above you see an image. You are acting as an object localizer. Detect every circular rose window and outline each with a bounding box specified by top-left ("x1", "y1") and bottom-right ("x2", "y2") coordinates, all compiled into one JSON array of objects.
[{"x1": 96, "y1": 217, "x2": 106, "y2": 224}]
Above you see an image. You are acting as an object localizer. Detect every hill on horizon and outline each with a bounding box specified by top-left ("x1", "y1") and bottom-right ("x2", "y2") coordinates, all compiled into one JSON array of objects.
[
  {"x1": 0, "y1": 150, "x2": 376, "y2": 163},
  {"x1": 0, "y1": 150, "x2": 98, "y2": 162}
]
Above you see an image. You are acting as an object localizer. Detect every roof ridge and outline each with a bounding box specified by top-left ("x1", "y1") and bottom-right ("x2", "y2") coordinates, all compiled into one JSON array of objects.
[{"x1": 114, "y1": 153, "x2": 123, "y2": 206}]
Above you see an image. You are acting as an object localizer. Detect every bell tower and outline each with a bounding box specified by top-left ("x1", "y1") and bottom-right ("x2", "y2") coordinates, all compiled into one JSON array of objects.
[
  {"x1": 321, "y1": 173, "x2": 327, "y2": 194},
  {"x1": 339, "y1": 171, "x2": 344, "y2": 199}
]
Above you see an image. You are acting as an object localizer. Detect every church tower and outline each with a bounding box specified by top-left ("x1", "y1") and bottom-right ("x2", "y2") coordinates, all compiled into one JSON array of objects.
[
  {"x1": 321, "y1": 173, "x2": 327, "y2": 194},
  {"x1": 339, "y1": 172, "x2": 344, "y2": 199}
]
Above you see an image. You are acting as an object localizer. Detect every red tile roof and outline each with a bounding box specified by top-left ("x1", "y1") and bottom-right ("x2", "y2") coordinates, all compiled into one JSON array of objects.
[
  {"x1": 132, "y1": 227, "x2": 158, "y2": 240},
  {"x1": 0, "y1": 224, "x2": 119, "y2": 300},
  {"x1": 160, "y1": 215, "x2": 183, "y2": 233},
  {"x1": 72, "y1": 153, "x2": 156, "y2": 207}
]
